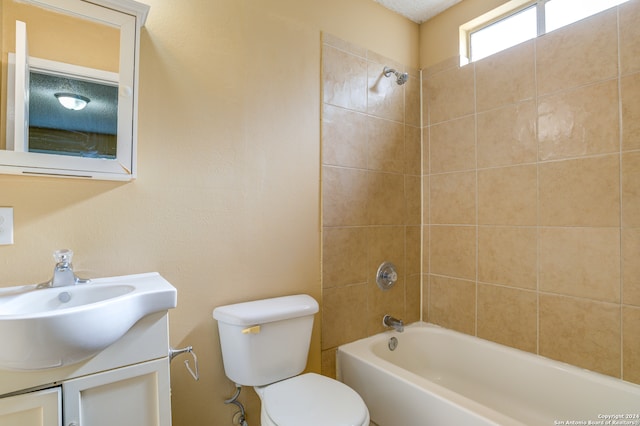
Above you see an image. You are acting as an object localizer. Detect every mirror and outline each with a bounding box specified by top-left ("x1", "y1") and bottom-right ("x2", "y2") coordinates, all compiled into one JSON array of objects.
[{"x1": 0, "y1": 0, "x2": 149, "y2": 180}]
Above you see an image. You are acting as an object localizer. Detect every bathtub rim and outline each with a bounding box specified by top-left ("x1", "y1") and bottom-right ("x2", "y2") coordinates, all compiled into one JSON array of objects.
[
  {"x1": 337, "y1": 322, "x2": 527, "y2": 425},
  {"x1": 339, "y1": 321, "x2": 640, "y2": 392},
  {"x1": 336, "y1": 321, "x2": 640, "y2": 426}
]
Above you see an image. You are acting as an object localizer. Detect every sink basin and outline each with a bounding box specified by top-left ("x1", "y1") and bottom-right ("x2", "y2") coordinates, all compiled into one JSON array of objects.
[{"x1": 0, "y1": 272, "x2": 177, "y2": 370}]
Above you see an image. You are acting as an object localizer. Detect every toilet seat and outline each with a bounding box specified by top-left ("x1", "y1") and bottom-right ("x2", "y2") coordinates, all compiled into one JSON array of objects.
[{"x1": 260, "y1": 373, "x2": 369, "y2": 426}]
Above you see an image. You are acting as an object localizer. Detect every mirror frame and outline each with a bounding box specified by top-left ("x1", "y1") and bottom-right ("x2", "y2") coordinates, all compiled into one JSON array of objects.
[{"x1": 0, "y1": 0, "x2": 149, "y2": 180}]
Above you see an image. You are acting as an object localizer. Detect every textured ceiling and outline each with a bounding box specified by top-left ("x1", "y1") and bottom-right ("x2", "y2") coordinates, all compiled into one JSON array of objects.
[{"x1": 374, "y1": 0, "x2": 464, "y2": 23}]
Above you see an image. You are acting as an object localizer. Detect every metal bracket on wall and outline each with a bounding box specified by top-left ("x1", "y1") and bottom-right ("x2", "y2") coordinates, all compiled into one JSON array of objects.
[{"x1": 169, "y1": 345, "x2": 199, "y2": 381}]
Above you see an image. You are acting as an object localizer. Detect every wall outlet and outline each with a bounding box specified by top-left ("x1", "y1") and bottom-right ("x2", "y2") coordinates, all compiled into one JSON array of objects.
[{"x1": 0, "y1": 207, "x2": 14, "y2": 245}]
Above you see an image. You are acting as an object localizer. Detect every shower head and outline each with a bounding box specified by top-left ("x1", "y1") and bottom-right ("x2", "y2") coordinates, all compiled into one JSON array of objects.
[{"x1": 383, "y1": 66, "x2": 409, "y2": 86}]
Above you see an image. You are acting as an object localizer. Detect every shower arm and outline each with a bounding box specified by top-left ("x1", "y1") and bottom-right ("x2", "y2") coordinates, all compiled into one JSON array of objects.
[
  {"x1": 383, "y1": 66, "x2": 408, "y2": 85},
  {"x1": 383, "y1": 66, "x2": 397, "y2": 77}
]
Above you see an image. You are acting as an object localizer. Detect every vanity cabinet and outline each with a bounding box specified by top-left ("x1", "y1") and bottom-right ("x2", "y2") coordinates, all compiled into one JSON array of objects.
[
  {"x1": 63, "y1": 358, "x2": 170, "y2": 426},
  {"x1": 0, "y1": 387, "x2": 61, "y2": 426},
  {"x1": 0, "y1": 312, "x2": 172, "y2": 426}
]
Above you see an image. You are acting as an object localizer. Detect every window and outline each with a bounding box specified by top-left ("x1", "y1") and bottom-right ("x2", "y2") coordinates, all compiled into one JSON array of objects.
[
  {"x1": 462, "y1": 0, "x2": 629, "y2": 63},
  {"x1": 469, "y1": 5, "x2": 537, "y2": 62},
  {"x1": 545, "y1": 0, "x2": 627, "y2": 32}
]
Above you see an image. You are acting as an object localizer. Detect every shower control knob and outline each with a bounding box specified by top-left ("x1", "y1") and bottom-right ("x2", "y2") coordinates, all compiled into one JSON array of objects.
[{"x1": 376, "y1": 261, "x2": 398, "y2": 290}]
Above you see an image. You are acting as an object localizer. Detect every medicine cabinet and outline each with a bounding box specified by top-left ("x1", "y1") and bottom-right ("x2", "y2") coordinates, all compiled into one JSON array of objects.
[{"x1": 0, "y1": 0, "x2": 149, "y2": 180}]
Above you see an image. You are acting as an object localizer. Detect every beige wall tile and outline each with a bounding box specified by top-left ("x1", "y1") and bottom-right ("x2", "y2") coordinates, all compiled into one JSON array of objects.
[
  {"x1": 322, "y1": 284, "x2": 369, "y2": 349},
  {"x1": 539, "y1": 227, "x2": 620, "y2": 303},
  {"x1": 539, "y1": 294, "x2": 621, "y2": 378},
  {"x1": 367, "y1": 277, "x2": 406, "y2": 335},
  {"x1": 423, "y1": 56, "x2": 460, "y2": 77},
  {"x1": 406, "y1": 273, "x2": 422, "y2": 324},
  {"x1": 476, "y1": 40, "x2": 535, "y2": 112},
  {"x1": 619, "y1": 0, "x2": 640, "y2": 75},
  {"x1": 429, "y1": 115, "x2": 476, "y2": 173},
  {"x1": 430, "y1": 171, "x2": 476, "y2": 225},
  {"x1": 366, "y1": 49, "x2": 399, "y2": 67},
  {"x1": 623, "y1": 306, "x2": 640, "y2": 384},
  {"x1": 478, "y1": 226, "x2": 537, "y2": 289},
  {"x1": 426, "y1": 64, "x2": 475, "y2": 124},
  {"x1": 621, "y1": 72, "x2": 640, "y2": 151},
  {"x1": 368, "y1": 226, "x2": 405, "y2": 283},
  {"x1": 367, "y1": 61, "x2": 404, "y2": 122},
  {"x1": 322, "y1": 45, "x2": 367, "y2": 111},
  {"x1": 539, "y1": 155, "x2": 620, "y2": 227},
  {"x1": 367, "y1": 116, "x2": 405, "y2": 173},
  {"x1": 422, "y1": 175, "x2": 430, "y2": 225},
  {"x1": 429, "y1": 275, "x2": 476, "y2": 335},
  {"x1": 321, "y1": 27, "x2": 640, "y2": 379},
  {"x1": 322, "y1": 166, "x2": 367, "y2": 226},
  {"x1": 406, "y1": 226, "x2": 421, "y2": 276},
  {"x1": 623, "y1": 151, "x2": 640, "y2": 228},
  {"x1": 478, "y1": 164, "x2": 537, "y2": 226},
  {"x1": 405, "y1": 125, "x2": 422, "y2": 175},
  {"x1": 536, "y1": 9, "x2": 618, "y2": 95},
  {"x1": 538, "y1": 80, "x2": 619, "y2": 161},
  {"x1": 623, "y1": 228, "x2": 640, "y2": 307},
  {"x1": 368, "y1": 171, "x2": 405, "y2": 225},
  {"x1": 322, "y1": 166, "x2": 369, "y2": 226},
  {"x1": 422, "y1": 225, "x2": 430, "y2": 274},
  {"x1": 477, "y1": 284, "x2": 537, "y2": 352},
  {"x1": 422, "y1": 73, "x2": 429, "y2": 129},
  {"x1": 405, "y1": 175, "x2": 422, "y2": 225},
  {"x1": 477, "y1": 101, "x2": 537, "y2": 168},
  {"x1": 322, "y1": 226, "x2": 368, "y2": 289},
  {"x1": 430, "y1": 225, "x2": 476, "y2": 280},
  {"x1": 422, "y1": 274, "x2": 430, "y2": 320},
  {"x1": 422, "y1": 126, "x2": 430, "y2": 175},
  {"x1": 322, "y1": 104, "x2": 367, "y2": 168},
  {"x1": 367, "y1": 225, "x2": 406, "y2": 333},
  {"x1": 405, "y1": 72, "x2": 421, "y2": 127}
]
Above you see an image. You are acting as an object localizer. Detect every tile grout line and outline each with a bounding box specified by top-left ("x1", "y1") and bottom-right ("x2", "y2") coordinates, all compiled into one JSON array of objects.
[
  {"x1": 616, "y1": 4, "x2": 625, "y2": 380},
  {"x1": 533, "y1": 27, "x2": 541, "y2": 357},
  {"x1": 473, "y1": 61, "x2": 479, "y2": 338}
]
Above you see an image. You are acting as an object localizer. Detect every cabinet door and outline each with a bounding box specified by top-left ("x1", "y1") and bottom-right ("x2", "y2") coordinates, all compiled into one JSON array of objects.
[
  {"x1": 63, "y1": 358, "x2": 171, "y2": 426},
  {"x1": 0, "y1": 387, "x2": 61, "y2": 426}
]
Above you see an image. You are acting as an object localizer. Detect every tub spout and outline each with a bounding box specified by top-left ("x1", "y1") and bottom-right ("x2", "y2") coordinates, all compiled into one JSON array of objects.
[{"x1": 383, "y1": 315, "x2": 404, "y2": 332}]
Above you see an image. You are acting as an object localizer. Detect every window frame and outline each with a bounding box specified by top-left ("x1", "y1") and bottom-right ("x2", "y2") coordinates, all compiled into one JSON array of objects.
[{"x1": 460, "y1": 0, "x2": 625, "y2": 64}]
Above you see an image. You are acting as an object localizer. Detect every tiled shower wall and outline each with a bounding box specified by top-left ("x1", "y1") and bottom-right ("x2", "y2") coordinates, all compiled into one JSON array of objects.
[
  {"x1": 320, "y1": 33, "x2": 421, "y2": 376},
  {"x1": 423, "y1": 2, "x2": 640, "y2": 383}
]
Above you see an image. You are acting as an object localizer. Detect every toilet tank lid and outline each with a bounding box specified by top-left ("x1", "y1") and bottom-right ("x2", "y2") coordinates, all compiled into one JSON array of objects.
[{"x1": 213, "y1": 294, "x2": 319, "y2": 326}]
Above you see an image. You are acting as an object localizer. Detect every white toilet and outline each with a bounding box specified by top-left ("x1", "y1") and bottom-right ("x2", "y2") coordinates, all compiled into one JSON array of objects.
[{"x1": 213, "y1": 294, "x2": 370, "y2": 426}]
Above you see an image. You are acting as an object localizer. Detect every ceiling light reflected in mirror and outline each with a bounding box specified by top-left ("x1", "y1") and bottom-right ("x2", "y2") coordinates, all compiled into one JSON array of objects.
[{"x1": 54, "y1": 93, "x2": 90, "y2": 111}]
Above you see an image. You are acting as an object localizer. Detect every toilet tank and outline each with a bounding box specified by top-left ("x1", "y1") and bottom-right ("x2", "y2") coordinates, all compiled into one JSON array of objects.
[{"x1": 213, "y1": 294, "x2": 319, "y2": 386}]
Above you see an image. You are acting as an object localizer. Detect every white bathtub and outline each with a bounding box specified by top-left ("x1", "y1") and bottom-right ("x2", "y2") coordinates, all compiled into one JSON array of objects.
[{"x1": 337, "y1": 322, "x2": 640, "y2": 426}]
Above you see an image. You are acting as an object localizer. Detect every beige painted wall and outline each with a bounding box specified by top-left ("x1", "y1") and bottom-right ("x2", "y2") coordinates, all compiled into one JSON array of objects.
[{"x1": 0, "y1": 0, "x2": 418, "y2": 424}]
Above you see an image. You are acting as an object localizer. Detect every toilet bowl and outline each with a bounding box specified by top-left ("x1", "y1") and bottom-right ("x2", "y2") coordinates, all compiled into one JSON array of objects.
[
  {"x1": 213, "y1": 295, "x2": 370, "y2": 426},
  {"x1": 256, "y1": 373, "x2": 369, "y2": 426}
]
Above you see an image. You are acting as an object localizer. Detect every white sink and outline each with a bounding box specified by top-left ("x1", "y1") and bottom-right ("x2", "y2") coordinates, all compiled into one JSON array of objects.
[{"x1": 0, "y1": 272, "x2": 177, "y2": 370}]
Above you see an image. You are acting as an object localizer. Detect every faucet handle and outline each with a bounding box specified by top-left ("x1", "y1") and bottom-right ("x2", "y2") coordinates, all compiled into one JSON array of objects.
[
  {"x1": 376, "y1": 261, "x2": 398, "y2": 290},
  {"x1": 53, "y1": 249, "x2": 73, "y2": 264}
]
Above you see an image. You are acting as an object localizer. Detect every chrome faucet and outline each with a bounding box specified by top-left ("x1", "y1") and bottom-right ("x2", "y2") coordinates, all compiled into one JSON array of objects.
[
  {"x1": 38, "y1": 249, "x2": 90, "y2": 288},
  {"x1": 383, "y1": 314, "x2": 404, "y2": 332}
]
